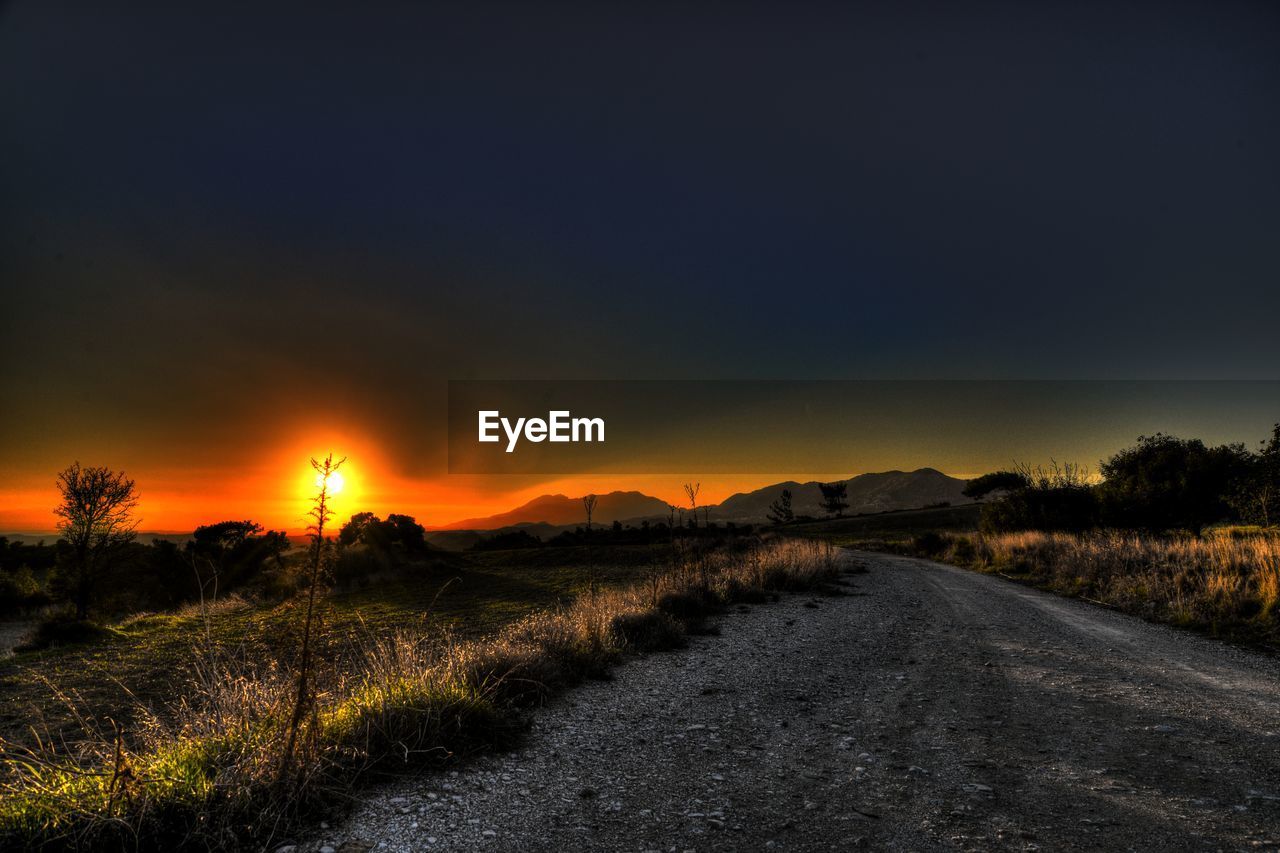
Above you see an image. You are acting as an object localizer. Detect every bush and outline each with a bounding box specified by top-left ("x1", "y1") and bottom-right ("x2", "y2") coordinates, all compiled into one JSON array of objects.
[
  {"x1": 656, "y1": 589, "x2": 716, "y2": 622},
  {"x1": 0, "y1": 567, "x2": 48, "y2": 616},
  {"x1": 979, "y1": 485, "x2": 1099, "y2": 533},
  {"x1": 949, "y1": 535, "x2": 977, "y2": 564},
  {"x1": 14, "y1": 615, "x2": 114, "y2": 652},
  {"x1": 911, "y1": 532, "x2": 946, "y2": 556},
  {"x1": 610, "y1": 610, "x2": 686, "y2": 652}
]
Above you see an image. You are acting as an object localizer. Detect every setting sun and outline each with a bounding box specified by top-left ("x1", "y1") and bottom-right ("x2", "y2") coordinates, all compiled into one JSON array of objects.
[{"x1": 319, "y1": 470, "x2": 345, "y2": 494}]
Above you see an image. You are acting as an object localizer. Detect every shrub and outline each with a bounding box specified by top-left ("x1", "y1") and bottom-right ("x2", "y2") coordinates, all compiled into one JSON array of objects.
[
  {"x1": 14, "y1": 615, "x2": 115, "y2": 652},
  {"x1": 610, "y1": 610, "x2": 686, "y2": 652},
  {"x1": 911, "y1": 532, "x2": 946, "y2": 556},
  {"x1": 948, "y1": 535, "x2": 977, "y2": 564},
  {"x1": 979, "y1": 484, "x2": 1099, "y2": 533},
  {"x1": 656, "y1": 589, "x2": 715, "y2": 622},
  {"x1": 0, "y1": 567, "x2": 48, "y2": 616}
]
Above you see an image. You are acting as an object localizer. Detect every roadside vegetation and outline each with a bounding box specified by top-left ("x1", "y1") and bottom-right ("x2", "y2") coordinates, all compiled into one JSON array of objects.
[
  {"x1": 901, "y1": 528, "x2": 1280, "y2": 646},
  {"x1": 804, "y1": 425, "x2": 1280, "y2": 648},
  {"x1": 0, "y1": 522, "x2": 841, "y2": 850}
]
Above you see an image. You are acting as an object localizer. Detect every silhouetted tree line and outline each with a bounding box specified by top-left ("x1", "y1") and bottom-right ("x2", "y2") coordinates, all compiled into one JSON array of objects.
[
  {"x1": 0, "y1": 527, "x2": 294, "y2": 620},
  {"x1": 966, "y1": 426, "x2": 1280, "y2": 535},
  {"x1": 470, "y1": 518, "x2": 757, "y2": 551}
]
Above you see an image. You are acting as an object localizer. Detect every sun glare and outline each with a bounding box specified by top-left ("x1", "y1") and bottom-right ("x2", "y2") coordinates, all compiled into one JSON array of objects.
[{"x1": 318, "y1": 470, "x2": 345, "y2": 494}]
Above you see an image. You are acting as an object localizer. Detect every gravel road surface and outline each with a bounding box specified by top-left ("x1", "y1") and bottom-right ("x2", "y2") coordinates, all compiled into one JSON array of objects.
[{"x1": 307, "y1": 551, "x2": 1280, "y2": 852}]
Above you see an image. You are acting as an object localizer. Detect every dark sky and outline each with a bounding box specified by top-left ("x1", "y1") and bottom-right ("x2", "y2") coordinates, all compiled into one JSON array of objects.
[{"x1": 2, "y1": 1, "x2": 1278, "y2": 524}]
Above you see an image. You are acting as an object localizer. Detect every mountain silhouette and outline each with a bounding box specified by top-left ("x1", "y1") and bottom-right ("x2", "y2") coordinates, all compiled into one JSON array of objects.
[
  {"x1": 710, "y1": 468, "x2": 968, "y2": 522},
  {"x1": 437, "y1": 470, "x2": 969, "y2": 531},
  {"x1": 439, "y1": 490, "x2": 672, "y2": 530}
]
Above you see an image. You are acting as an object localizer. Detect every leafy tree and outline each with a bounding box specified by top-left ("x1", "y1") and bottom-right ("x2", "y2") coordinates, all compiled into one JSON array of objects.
[
  {"x1": 189, "y1": 520, "x2": 286, "y2": 592},
  {"x1": 337, "y1": 511, "x2": 378, "y2": 547},
  {"x1": 767, "y1": 489, "x2": 794, "y2": 525},
  {"x1": 1098, "y1": 434, "x2": 1250, "y2": 534},
  {"x1": 1229, "y1": 423, "x2": 1280, "y2": 527},
  {"x1": 51, "y1": 462, "x2": 139, "y2": 620},
  {"x1": 386, "y1": 514, "x2": 427, "y2": 553},
  {"x1": 973, "y1": 462, "x2": 1098, "y2": 533},
  {"x1": 192, "y1": 520, "x2": 262, "y2": 551},
  {"x1": 818, "y1": 481, "x2": 849, "y2": 517},
  {"x1": 337, "y1": 512, "x2": 426, "y2": 554},
  {"x1": 963, "y1": 470, "x2": 1030, "y2": 499}
]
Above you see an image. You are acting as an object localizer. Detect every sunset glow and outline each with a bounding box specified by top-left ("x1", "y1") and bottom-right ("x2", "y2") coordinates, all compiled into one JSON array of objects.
[{"x1": 317, "y1": 470, "x2": 344, "y2": 495}]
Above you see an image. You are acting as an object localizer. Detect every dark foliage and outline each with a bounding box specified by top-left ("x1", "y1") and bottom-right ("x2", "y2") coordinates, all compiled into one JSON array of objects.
[
  {"x1": 767, "y1": 489, "x2": 794, "y2": 525},
  {"x1": 336, "y1": 512, "x2": 427, "y2": 554},
  {"x1": 609, "y1": 610, "x2": 686, "y2": 651},
  {"x1": 817, "y1": 481, "x2": 850, "y2": 517},
  {"x1": 979, "y1": 484, "x2": 1100, "y2": 533},
  {"x1": 14, "y1": 614, "x2": 114, "y2": 652},
  {"x1": 1228, "y1": 423, "x2": 1280, "y2": 526},
  {"x1": 189, "y1": 521, "x2": 289, "y2": 593},
  {"x1": 963, "y1": 470, "x2": 1030, "y2": 499},
  {"x1": 1097, "y1": 433, "x2": 1251, "y2": 534},
  {"x1": 472, "y1": 530, "x2": 544, "y2": 551}
]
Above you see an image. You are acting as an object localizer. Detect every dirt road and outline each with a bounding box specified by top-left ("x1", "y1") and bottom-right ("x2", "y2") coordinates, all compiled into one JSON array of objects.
[{"x1": 312, "y1": 551, "x2": 1280, "y2": 852}]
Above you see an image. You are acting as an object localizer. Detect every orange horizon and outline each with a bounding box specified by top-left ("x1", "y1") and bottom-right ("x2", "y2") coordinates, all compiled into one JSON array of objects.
[{"x1": 0, "y1": 463, "x2": 977, "y2": 536}]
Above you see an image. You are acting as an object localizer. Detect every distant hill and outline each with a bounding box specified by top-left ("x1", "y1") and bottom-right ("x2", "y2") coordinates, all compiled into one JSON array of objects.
[
  {"x1": 426, "y1": 522, "x2": 565, "y2": 551},
  {"x1": 423, "y1": 529, "x2": 485, "y2": 551},
  {"x1": 710, "y1": 468, "x2": 971, "y2": 522},
  {"x1": 439, "y1": 490, "x2": 672, "y2": 531},
  {"x1": 437, "y1": 469, "x2": 972, "y2": 532}
]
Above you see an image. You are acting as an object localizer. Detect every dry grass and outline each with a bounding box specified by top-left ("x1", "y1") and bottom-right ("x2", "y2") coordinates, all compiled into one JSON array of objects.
[
  {"x1": 911, "y1": 529, "x2": 1280, "y2": 644},
  {"x1": 0, "y1": 536, "x2": 839, "y2": 851}
]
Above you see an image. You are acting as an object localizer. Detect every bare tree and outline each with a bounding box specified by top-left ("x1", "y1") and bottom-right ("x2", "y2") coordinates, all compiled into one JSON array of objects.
[
  {"x1": 282, "y1": 453, "x2": 344, "y2": 775},
  {"x1": 665, "y1": 503, "x2": 682, "y2": 581},
  {"x1": 583, "y1": 493, "x2": 598, "y2": 595},
  {"x1": 53, "y1": 462, "x2": 139, "y2": 620},
  {"x1": 683, "y1": 482, "x2": 700, "y2": 529}
]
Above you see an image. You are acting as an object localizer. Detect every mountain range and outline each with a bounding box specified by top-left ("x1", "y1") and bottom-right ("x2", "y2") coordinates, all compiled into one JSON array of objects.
[{"x1": 435, "y1": 469, "x2": 971, "y2": 533}]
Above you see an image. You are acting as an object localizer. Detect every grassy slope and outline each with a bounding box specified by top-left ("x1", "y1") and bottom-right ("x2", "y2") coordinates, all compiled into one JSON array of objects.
[
  {"x1": 0, "y1": 538, "x2": 842, "y2": 851},
  {"x1": 791, "y1": 504, "x2": 1279, "y2": 649},
  {"x1": 785, "y1": 503, "x2": 982, "y2": 547},
  {"x1": 0, "y1": 544, "x2": 667, "y2": 748}
]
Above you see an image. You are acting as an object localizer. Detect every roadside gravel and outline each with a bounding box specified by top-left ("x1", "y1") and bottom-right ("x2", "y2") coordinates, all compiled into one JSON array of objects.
[{"x1": 302, "y1": 551, "x2": 1280, "y2": 852}]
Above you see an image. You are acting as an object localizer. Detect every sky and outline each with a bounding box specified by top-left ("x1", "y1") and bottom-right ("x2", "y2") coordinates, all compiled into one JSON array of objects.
[{"x1": 1, "y1": 1, "x2": 1278, "y2": 532}]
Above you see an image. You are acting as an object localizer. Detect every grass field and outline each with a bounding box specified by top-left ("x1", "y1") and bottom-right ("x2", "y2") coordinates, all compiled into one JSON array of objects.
[
  {"x1": 0, "y1": 535, "x2": 842, "y2": 851},
  {"x1": 0, "y1": 543, "x2": 669, "y2": 750}
]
